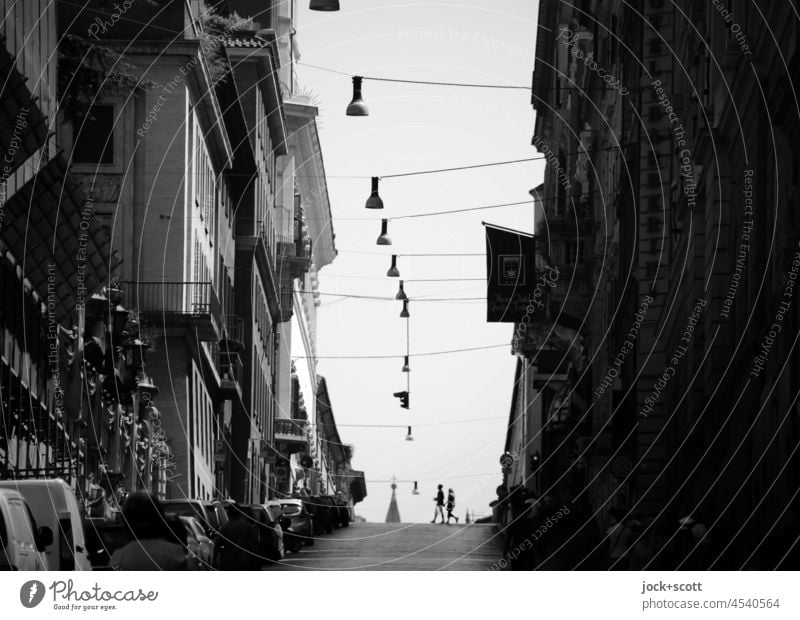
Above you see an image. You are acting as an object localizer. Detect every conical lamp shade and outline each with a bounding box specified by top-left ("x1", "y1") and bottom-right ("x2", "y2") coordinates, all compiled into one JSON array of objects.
[
  {"x1": 376, "y1": 219, "x2": 391, "y2": 245},
  {"x1": 400, "y1": 300, "x2": 410, "y2": 318},
  {"x1": 402, "y1": 355, "x2": 409, "y2": 372},
  {"x1": 396, "y1": 280, "x2": 407, "y2": 300},
  {"x1": 387, "y1": 255, "x2": 400, "y2": 277},
  {"x1": 310, "y1": 0, "x2": 340, "y2": 10},
  {"x1": 346, "y1": 76, "x2": 368, "y2": 116},
  {"x1": 365, "y1": 176, "x2": 383, "y2": 209},
  {"x1": 406, "y1": 426, "x2": 414, "y2": 441}
]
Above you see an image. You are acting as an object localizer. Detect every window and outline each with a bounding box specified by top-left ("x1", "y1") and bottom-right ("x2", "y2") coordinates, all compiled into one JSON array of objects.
[{"x1": 73, "y1": 105, "x2": 115, "y2": 165}]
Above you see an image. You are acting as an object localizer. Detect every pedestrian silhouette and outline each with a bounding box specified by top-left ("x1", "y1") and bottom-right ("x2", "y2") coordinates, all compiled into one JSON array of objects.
[
  {"x1": 431, "y1": 484, "x2": 445, "y2": 523},
  {"x1": 446, "y1": 488, "x2": 459, "y2": 524},
  {"x1": 215, "y1": 502, "x2": 260, "y2": 570},
  {"x1": 110, "y1": 491, "x2": 187, "y2": 570}
]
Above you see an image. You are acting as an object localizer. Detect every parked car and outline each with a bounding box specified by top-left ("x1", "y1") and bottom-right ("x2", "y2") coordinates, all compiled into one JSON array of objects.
[
  {"x1": 239, "y1": 504, "x2": 283, "y2": 564},
  {"x1": 306, "y1": 496, "x2": 337, "y2": 534},
  {"x1": 309, "y1": 495, "x2": 350, "y2": 534},
  {"x1": 0, "y1": 489, "x2": 52, "y2": 571},
  {"x1": 278, "y1": 499, "x2": 314, "y2": 545},
  {"x1": 161, "y1": 499, "x2": 228, "y2": 540},
  {"x1": 83, "y1": 517, "x2": 129, "y2": 570},
  {"x1": 176, "y1": 515, "x2": 214, "y2": 570},
  {"x1": 0, "y1": 479, "x2": 90, "y2": 570}
]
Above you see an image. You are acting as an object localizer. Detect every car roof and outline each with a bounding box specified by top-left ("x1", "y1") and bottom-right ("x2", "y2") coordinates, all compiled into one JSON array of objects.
[
  {"x1": 162, "y1": 499, "x2": 212, "y2": 506},
  {"x1": 0, "y1": 480, "x2": 73, "y2": 512},
  {"x1": 0, "y1": 479, "x2": 70, "y2": 489}
]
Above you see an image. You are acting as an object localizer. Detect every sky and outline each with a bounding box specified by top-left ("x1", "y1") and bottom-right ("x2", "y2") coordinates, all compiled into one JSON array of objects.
[{"x1": 295, "y1": 0, "x2": 543, "y2": 523}]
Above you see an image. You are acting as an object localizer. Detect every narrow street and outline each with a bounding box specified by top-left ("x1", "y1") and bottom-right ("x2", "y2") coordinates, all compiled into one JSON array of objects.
[{"x1": 266, "y1": 523, "x2": 504, "y2": 571}]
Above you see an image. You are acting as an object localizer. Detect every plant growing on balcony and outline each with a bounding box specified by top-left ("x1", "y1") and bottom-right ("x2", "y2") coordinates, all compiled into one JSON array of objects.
[
  {"x1": 57, "y1": 34, "x2": 153, "y2": 125},
  {"x1": 197, "y1": 8, "x2": 257, "y2": 86}
]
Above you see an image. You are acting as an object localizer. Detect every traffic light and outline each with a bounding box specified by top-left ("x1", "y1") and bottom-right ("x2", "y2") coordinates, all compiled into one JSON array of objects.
[
  {"x1": 529, "y1": 451, "x2": 541, "y2": 472},
  {"x1": 393, "y1": 390, "x2": 409, "y2": 409}
]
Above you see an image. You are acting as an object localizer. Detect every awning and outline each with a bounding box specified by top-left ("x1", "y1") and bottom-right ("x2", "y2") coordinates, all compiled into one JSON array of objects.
[
  {"x1": 0, "y1": 35, "x2": 50, "y2": 176},
  {"x1": 349, "y1": 470, "x2": 367, "y2": 504},
  {"x1": 2, "y1": 153, "x2": 117, "y2": 324}
]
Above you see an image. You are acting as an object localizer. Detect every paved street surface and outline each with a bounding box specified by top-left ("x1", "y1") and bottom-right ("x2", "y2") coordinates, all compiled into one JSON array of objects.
[{"x1": 265, "y1": 523, "x2": 504, "y2": 571}]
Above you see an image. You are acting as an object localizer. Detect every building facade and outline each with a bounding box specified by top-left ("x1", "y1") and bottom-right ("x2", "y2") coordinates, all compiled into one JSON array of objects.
[
  {"x1": 502, "y1": 0, "x2": 800, "y2": 567},
  {"x1": 0, "y1": 0, "x2": 118, "y2": 506},
  {"x1": 37, "y1": 0, "x2": 352, "y2": 510}
]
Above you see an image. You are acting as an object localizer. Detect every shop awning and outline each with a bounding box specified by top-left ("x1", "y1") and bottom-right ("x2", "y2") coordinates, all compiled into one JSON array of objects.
[
  {"x1": 350, "y1": 470, "x2": 367, "y2": 504},
  {"x1": 2, "y1": 153, "x2": 117, "y2": 324},
  {"x1": 0, "y1": 36, "x2": 50, "y2": 176}
]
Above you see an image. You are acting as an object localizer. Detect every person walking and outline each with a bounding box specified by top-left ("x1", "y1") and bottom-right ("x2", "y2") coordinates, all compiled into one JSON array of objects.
[
  {"x1": 446, "y1": 488, "x2": 459, "y2": 524},
  {"x1": 215, "y1": 502, "x2": 260, "y2": 570},
  {"x1": 109, "y1": 491, "x2": 187, "y2": 570},
  {"x1": 431, "y1": 484, "x2": 445, "y2": 523}
]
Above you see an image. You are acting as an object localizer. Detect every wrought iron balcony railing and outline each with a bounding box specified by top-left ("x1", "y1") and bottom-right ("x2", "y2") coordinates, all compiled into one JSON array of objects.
[
  {"x1": 123, "y1": 281, "x2": 221, "y2": 340},
  {"x1": 220, "y1": 315, "x2": 245, "y2": 351}
]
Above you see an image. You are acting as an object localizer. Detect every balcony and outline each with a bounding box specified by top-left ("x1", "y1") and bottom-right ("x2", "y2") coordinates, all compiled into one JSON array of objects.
[
  {"x1": 123, "y1": 281, "x2": 221, "y2": 340},
  {"x1": 258, "y1": 219, "x2": 276, "y2": 263},
  {"x1": 276, "y1": 232, "x2": 312, "y2": 279},
  {"x1": 220, "y1": 315, "x2": 245, "y2": 352},
  {"x1": 211, "y1": 343, "x2": 242, "y2": 400},
  {"x1": 273, "y1": 418, "x2": 309, "y2": 454}
]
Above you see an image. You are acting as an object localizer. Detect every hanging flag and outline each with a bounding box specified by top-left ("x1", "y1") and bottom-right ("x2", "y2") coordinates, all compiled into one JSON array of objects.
[{"x1": 484, "y1": 223, "x2": 536, "y2": 322}]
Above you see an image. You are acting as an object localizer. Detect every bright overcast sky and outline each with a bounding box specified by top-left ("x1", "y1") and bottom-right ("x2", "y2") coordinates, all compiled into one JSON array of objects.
[{"x1": 296, "y1": 0, "x2": 542, "y2": 523}]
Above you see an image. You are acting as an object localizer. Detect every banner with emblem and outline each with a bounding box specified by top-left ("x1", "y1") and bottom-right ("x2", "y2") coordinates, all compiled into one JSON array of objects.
[{"x1": 484, "y1": 223, "x2": 536, "y2": 322}]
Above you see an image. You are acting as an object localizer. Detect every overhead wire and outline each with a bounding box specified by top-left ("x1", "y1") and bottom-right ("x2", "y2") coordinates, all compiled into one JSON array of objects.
[
  {"x1": 338, "y1": 251, "x2": 484, "y2": 257},
  {"x1": 294, "y1": 342, "x2": 509, "y2": 360},
  {"x1": 297, "y1": 61, "x2": 529, "y2": 89},
  {"x1": 292, "y1": 290, "x2": 483, "y2": 302},
  {"x1": 338, "y1": 416, "x2": 507, "y2": 428}
]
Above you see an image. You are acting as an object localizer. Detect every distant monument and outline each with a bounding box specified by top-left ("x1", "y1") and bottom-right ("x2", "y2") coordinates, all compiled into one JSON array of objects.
[{"x1": 385, "y1": 482, "x2": 401, "y2": 523}]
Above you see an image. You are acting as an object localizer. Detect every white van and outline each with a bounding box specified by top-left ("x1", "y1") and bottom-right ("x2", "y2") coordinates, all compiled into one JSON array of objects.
[
  {"x1": 0, "y1": 489, "x2": 51, "y2": 571},
  {"x1": 0, "y1": 479, "x2": 91, "y2": 570}
]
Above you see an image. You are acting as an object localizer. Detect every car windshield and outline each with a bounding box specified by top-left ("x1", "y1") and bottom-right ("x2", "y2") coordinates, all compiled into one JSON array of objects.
[
  {"x1": 203, "y1": 506, "x2": 218, "y2": 530},
  {"x1": 163, "y1": 502, "x2": 201, "y2": 519},
  {"x1": 281, "y1": 504, "x2": 301, "y2": 516}
]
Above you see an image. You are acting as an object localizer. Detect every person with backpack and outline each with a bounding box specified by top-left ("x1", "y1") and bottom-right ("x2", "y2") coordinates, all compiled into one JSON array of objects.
[{"x1": 431, "y1": 484, "x2": 445, "y2": 524}]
